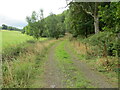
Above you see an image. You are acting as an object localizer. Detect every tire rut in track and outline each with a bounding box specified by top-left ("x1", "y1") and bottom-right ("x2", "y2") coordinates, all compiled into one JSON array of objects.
[
  {"x1": 64, "y1": 41, "x2": 117, "y2": 88},
  {"x1": 43, "y1": 42, "x2": 65, "y2": 88}
]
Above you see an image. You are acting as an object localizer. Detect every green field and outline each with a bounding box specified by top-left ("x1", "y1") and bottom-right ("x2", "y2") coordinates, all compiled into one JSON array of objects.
[{"x1": 0, "y1": 30, "x2": 46, "y2": 50}]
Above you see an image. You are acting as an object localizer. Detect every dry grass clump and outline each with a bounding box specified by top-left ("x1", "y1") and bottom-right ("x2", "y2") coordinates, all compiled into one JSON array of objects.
[
  {"x1": 71, "y1": 40, "x2": 92, "y2": 55},
  {"x1": 70, "y1": 39, "x2": 118, "y2": 72}
]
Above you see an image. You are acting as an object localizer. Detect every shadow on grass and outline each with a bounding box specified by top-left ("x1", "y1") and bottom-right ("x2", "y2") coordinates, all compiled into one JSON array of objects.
[{"x1": 26, "y1": 40, "x2": 36, "y2": 43}]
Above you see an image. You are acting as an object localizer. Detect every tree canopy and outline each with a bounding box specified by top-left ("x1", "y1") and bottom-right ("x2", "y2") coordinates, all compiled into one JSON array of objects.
[{"x1": 23, "y1": 2, "x2": 120, "y2": 40}]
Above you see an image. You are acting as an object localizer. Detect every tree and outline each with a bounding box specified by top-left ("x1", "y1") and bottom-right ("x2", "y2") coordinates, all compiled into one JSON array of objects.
[
  {"x1": 67, "y1": 1, "x2": 110, "y2": 34},
  {"x1": 25, "y1": 9, "x2": 45, "y2": 39},
  {"x1": 2, "y1": 24, "x2": 7, "y2": 30},
  {"x1": 45, "y1": 13, "x2": 59, "y2": 38},
  {"x1": 24, "y1": 10, "x2": 66, "y2": 39},
  {"x1": 99, "y1": 2, "x2": 120, "y2": 34},
  {"x1": 99, "y1": 2, "x2": 120, "y2": 57},
  {"x1": 66, "y1": 2, "x2": 94, "y2": 37},
  {"x1": 44, "y1": 12, "x2": 66, "y2": 39},
  {"x1": 71, "y1": 2, "x2": 100, "y2": 34}
]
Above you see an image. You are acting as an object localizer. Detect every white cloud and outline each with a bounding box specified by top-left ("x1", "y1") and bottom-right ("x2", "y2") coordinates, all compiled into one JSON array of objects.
[
  {"x1": 0, "y1": 0, "x2": 67, "y2": 28},
  {"x1": 0, "y1": 15, "x2": 27, "y2": 29}
]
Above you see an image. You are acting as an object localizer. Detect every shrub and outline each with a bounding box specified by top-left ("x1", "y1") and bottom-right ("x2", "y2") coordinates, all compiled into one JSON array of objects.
[{"x1": 83, "y1": 31, "x2": 119, "y2": 57}]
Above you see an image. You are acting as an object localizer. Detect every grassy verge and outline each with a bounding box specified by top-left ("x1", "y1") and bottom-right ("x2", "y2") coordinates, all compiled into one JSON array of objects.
[
  {"x1": 2, "y1": 38, "x2": 49, "y2": 61},
  {"x1": 2, "y1": 39, "x2": 56, "y2": 88},
  {"x1": 55, "y1": 40, "x2": 94, "y2": 88},
  {"x1": 68, "y1": 39, "x2": 118, "y2": 87}
]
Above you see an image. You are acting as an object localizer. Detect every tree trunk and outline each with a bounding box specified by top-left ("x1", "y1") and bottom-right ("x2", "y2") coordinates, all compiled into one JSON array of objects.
[
  {"x1": 94, "y1": 16, "x2": 99, "y2": 34},
  {"x1": 94, "y1": 2, "x2": 99, "y2": 34}
]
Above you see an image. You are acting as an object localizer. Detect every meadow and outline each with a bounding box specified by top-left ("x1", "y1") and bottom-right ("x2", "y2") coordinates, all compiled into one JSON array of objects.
[
  {"x1": 1, "y1": 30, "x2": 51, "y2": 88},
  {"x1": 0, "y1": 30, "x2": 34, "y2": 50}
]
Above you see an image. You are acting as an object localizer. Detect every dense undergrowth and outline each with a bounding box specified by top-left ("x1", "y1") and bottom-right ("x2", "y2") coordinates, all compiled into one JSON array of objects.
[
  {"x1": 83, "y1": 31, "x2": 119, "y2": 57},
  {"x1": 68, "y1": 32, "x2": 119, "y2": 87},
  {"x1": 2, "y1": 39, "x2": 56, "y2": 88},
  {"x1": 82, "y1": 32, "x2": 119, "y2": 73}
]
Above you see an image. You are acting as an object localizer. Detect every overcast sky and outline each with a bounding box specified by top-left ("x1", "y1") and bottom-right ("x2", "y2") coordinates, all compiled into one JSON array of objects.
[{"x1": 0, "y1": 0, "x2": 68, "y2": 29}]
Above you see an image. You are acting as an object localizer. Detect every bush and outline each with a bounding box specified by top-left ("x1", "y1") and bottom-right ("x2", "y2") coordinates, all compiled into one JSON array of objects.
[{"x1": 83, "y1": 31, "x2": 119, "y2": 57}]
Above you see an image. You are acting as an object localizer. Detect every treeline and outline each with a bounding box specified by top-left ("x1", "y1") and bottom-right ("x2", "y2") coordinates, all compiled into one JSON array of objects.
[
  {"x1": 1, "y1": 24, "x2": 21, "y2": 31},
  {"x1": 66, "y1": 2, "x2": 120, "y2": 57},
  {"x1": 23, "y1": 2, "x2": 120, "y2": 38},
  {"x1": 65, "y1": 2, "x2": 119, "y2": 37},
  {"x1": 22, "y1": 9, "x2": 66, "y2": 39},
  {"x1": 23, "y1": 2, "x2": 120, "y2": 57}
]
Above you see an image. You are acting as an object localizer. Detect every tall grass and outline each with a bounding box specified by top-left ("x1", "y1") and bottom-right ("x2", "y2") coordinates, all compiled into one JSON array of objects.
[
  {"x1": 68, "y1": 36, "x2": 118, "y2": 87},
  {"x1": 2, "y1": 39, "x2": 56, "y2": 88}
]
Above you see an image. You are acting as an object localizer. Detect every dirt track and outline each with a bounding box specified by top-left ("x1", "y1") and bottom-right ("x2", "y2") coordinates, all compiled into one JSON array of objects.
[
  {"x1": 43, "y1": 42, "x2": 65, "y2": 88},
  {"x1": 65, "y1": 42, "x2": 115, "y2": 88},
  {"x1": 42, "y1": 40, "x2": 117, "y2": 88}
]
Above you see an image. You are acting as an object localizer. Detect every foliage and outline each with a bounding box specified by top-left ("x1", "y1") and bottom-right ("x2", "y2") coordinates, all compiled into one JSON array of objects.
[
  {"x1": 24, "y1": 10, "x2": 44, "y2": 39},
  {"x1": 24, "y1": 9, "x2": 66, "y2": 39},
  {"x1": 99, "y1": 2, "x2": 120, "y2": 57},
  {"x1": 67, "y1": 2, "x2": 94, "y2": 37},
  {"x1": 83, "y1": 31, "x2": 118, "y2": 57},
  {"x1": 67, "y1": 2, "x2": 120, "y2": 57},
  {"x1": 44, "y1": 13, "x2": 66, "y2": 39},
  {"x1": 2, "y1": 24, "x2": 7, "y2": 30},
  {"x1": 1, "y1": 24, "x2": 21, "y2": 31},
  {"x1": 99, "y1": 2, "x2": 120, "y2": 33},
  {"x1": 67, "y1": 2, "x2": 110, "y2": 34}
]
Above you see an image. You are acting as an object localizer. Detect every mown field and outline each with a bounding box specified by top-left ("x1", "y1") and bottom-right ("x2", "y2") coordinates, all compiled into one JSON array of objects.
[
  {"x1": 1, "y1": 30, "x2": 34, "y2": 50},
  {"x1": 0, "y1": 30, "x2": 47, "y2": 50}
]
